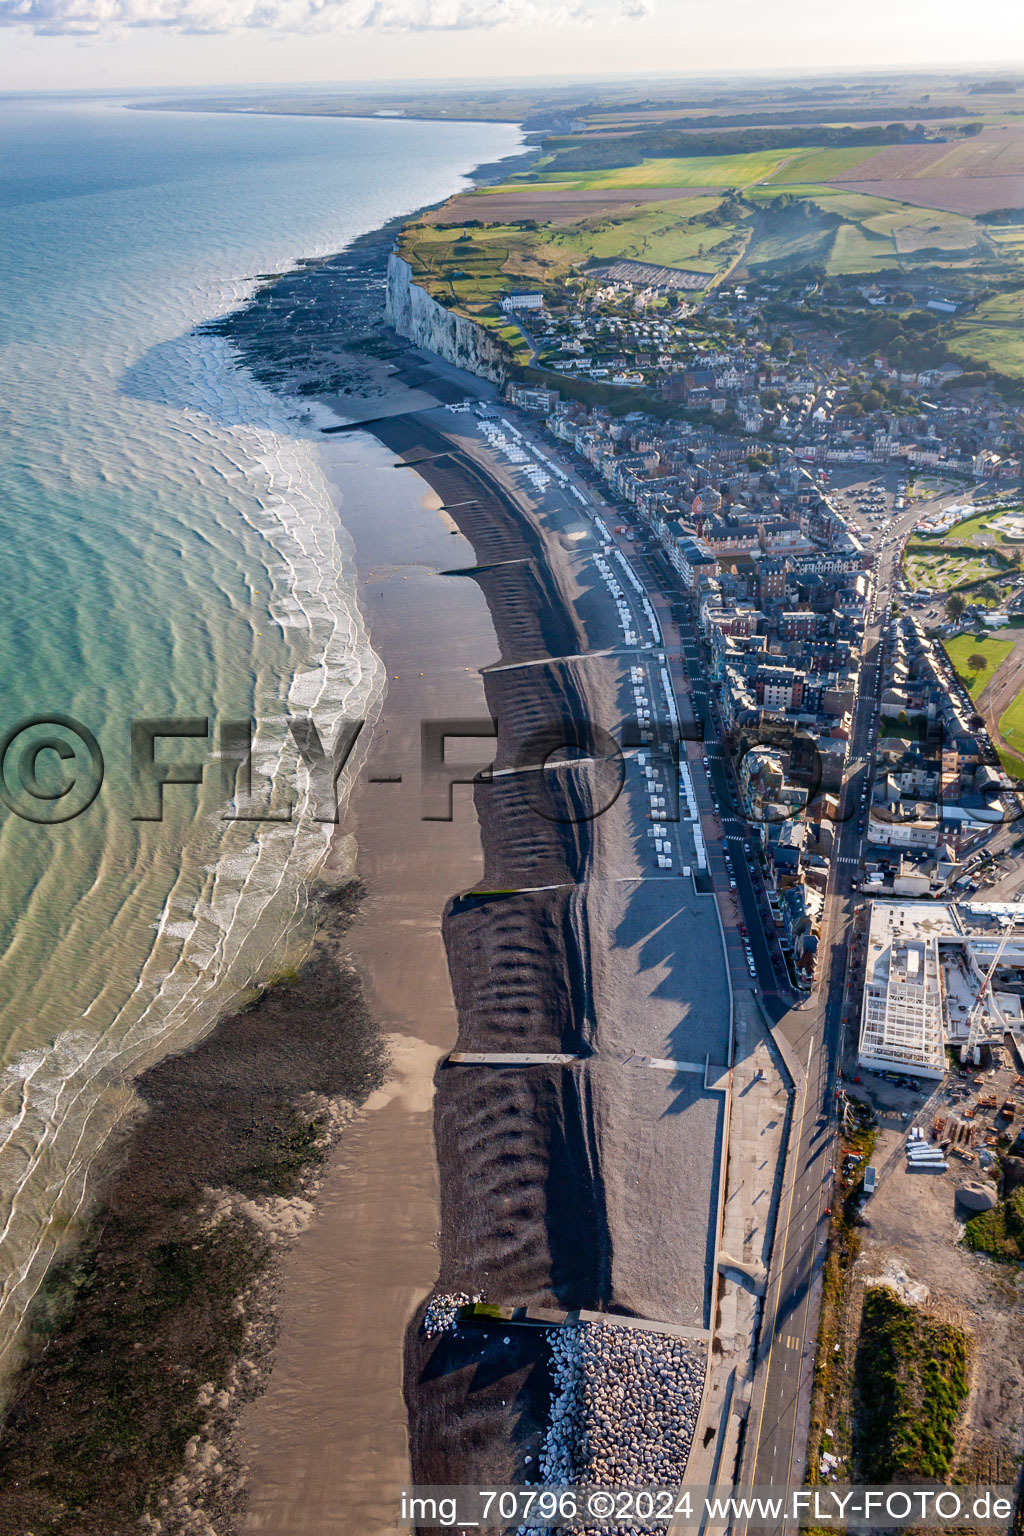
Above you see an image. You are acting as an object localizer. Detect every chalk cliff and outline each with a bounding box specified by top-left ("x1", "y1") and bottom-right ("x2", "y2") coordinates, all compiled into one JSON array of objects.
[{"x1": 384, "y1": 253, "x2": 509, "y2": 384}]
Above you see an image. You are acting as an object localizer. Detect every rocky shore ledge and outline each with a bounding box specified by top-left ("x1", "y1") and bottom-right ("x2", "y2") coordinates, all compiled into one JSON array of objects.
[{"x1": 0, "y1": 885, "x2": 385, "y2": 1535}]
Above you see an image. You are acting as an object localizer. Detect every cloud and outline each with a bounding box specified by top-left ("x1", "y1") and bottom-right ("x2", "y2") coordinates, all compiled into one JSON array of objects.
[{"x1": 0, "y1": 0, "x2": 648, "y2": 33}]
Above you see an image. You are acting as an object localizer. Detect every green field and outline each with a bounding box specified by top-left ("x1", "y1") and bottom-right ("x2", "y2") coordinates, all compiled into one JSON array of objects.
[
  {"x1": 999, "y1": 679, "x2": 1024, "y2": 757},
  {"x1": 944, "y1": 633, "x2": 1015, "y2": 698},
  {"x1": 950, "y1": 321, "x2": 1024, "y2": 379},
  {"x1": 965, "y1": 290, "x2": 1024, "y2": 325},
  {"x1": 826, "y1": 222, "x2": 896, "y2": 274},
  {"x1": 525, "y1": 149, "x2": 797, "y2": 190},
  {"x1": 546, "y1": 195, "x2": 749, "y2": 272},
  {"x1": 744, "y1": 219, "x2": 834, "y2": 270},
  {"x1": 767, "y1": 146, "x2": 886, "y2": 183},
  {"x1": 936, "y1": 508, "x2": 1017, "y2": 543}
]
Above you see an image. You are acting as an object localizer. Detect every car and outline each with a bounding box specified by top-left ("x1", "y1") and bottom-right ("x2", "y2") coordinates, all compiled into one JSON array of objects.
[
  {"x1": 729, "y1": 879, "x2": 737, "y2": 889},
  {"x1": 702, "y1": 757, "x2": 709, "y2": 766},
  {"x1": 743, "y1": 842, "x2": 751, "y2": 854}
]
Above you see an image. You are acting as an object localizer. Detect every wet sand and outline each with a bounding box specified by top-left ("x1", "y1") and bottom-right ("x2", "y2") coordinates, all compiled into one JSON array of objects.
[{"x1": 237, "y1": 430, "x2": 498, "y2": 1533}]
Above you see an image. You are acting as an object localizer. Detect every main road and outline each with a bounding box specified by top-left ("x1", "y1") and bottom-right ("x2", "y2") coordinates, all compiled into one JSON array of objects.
[{"x1": 735, "y1": 493, "x2": 924, "y2": 1525}]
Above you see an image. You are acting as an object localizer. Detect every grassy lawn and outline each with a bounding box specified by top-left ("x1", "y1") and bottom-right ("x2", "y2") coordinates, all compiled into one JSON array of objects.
[
  {"x1": 949, "y1": 321, "x2": 1024, "y2": 379},
  {"x1": 998, "y1": 680, "x2": 1024, "y2": 758},
  {"x1": 744, "y1": 222, "x2": 835, "y2": 270},
  {"x1": 944, "y1": 633, "x2": 1015, "y2": 698},
  {"x1": 937, "y1": 508, "x2": 1010, "y2": 542},
  {"x1": 964, "y1": 289, "x2": 1024, "y2": 325},
  {"x1": 998, "y1": 745, "x2": 1024, "y2": 780},
  {"x1": 826, "y1": 222, "x2": 897, "y2": 274}
]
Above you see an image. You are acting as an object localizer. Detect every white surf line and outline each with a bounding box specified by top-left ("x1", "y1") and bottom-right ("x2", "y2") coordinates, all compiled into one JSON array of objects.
[{"x1": 0, "y1": 417, "x2": 383, "y2": 1352}]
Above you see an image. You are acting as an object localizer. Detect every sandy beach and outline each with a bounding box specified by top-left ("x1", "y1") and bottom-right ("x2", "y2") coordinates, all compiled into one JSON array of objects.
[
  {"x1": 235, "y1": 353, "x2": 731, "y2": 1528},
  {"x1": 237, "y1": 427, "x2": 500, "y2": 1533}
]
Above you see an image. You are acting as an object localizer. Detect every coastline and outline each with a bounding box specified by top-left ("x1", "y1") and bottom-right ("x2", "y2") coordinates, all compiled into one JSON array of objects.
[
  {"x1": 235, "y1": 422, "x2": 502, "y2": 1533},
  {"x1": 0, "y1": 179, "x2": 730, "y2": 1534}
]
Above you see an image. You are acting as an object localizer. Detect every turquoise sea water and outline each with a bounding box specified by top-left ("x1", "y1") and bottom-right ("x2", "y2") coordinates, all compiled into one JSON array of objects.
[{"x1": 0, "y1": 97, "x2": 521, "y2": 1375}]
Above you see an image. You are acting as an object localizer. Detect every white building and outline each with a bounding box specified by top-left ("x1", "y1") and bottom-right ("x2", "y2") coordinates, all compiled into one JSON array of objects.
[
  {"x1": 859, "y1": 903, "x2": 947, "y2": 1078},
  {"x1": 500, "y1": 292, "x2": 544, "y2": 313},
  {"x1": 858, "y1": 900, "x2": 1024, "y2": 1079}
]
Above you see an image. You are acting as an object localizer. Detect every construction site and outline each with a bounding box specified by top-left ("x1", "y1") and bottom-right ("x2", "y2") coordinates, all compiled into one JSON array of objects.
[
  {"x1": 811, "y1": 897, "x2": 1024, "y2": 1494},
  {"x1": 858, "y1": 900, "x2": 1024, "y2": 1080}
]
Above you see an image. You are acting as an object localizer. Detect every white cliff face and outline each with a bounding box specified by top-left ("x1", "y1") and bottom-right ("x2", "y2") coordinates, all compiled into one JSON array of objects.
[{"x1": 385, "y1": 253, "x2": 509, "y2": 384}]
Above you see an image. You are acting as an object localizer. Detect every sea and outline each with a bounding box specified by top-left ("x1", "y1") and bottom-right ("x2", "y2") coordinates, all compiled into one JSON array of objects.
[{"x1": 0, "y1": 95, "x2": 522, "y2": 1377}]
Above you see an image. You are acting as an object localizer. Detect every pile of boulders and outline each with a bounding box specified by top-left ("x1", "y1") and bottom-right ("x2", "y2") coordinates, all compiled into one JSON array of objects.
[
  {"x1": 527, "y1": 1322, "x2": 705, "y2": 1530},
  {"x1": 421, "y1": 1291, "x2": 480, "y2": 1337}
]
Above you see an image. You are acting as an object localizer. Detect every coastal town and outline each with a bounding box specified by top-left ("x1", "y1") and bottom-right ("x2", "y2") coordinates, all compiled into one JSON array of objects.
[
  {"x1": 381, "y1": 204, "x2": 1024, "y2": 1516},
  {"x1": 5, "y1": 65, "x2": 1024, "y2": 1536}
]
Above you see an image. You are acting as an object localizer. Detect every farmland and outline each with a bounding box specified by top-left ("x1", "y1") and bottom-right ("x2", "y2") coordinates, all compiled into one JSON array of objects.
[
  {"x1": 829, "y1": 127, "x2": 1024, "y2": 213},
  {"x1": 524, "y1": 149, "x2": 799, "y2": 190},
  {"x1": 474, "y1": 154, "x2": 1011, "y2": 282},
  {"x1": 394, "y1": 88, "x2": 1024, "y2": 390},
  {"x1": 767, "y1": 145, "x2": 884, "y2": 183},
  {"x1": 827, "y1": 176, "x2": 1024, "y2": 216}
]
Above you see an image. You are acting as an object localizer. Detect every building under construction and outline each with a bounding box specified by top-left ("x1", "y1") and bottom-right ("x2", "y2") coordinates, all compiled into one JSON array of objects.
[{"x1": 858, "y1": 901, "x2": 1024, "y2": 1079}]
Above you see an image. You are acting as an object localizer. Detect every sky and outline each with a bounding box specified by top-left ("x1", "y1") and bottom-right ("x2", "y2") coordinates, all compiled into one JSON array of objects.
[{"x1": 0, "y1": 0, "x2": 1021, "y2": 93}]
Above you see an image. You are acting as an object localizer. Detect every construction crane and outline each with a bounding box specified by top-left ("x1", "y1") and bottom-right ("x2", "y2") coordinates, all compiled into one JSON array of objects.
[{"x1": 961, "y1": 902, "x2": 1024, "y2": 1065}]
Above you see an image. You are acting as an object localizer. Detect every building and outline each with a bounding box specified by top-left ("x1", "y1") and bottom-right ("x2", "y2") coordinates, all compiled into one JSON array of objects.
[
  {"x1": 858, "y1": 903, "x2": 948, "y2": 1078},
  {"x1": 858, "y1": 900, "x2": 1024, "y2": 1079},
  {"x1": 506, "y1": 384, "x2": 559, "y2": 414},
  {"x1": 500, "y1": 292, "x2": 544, "y2": 313},
  {"x1": 672, "y1": 535, "x2": 717, "y2": 589}
]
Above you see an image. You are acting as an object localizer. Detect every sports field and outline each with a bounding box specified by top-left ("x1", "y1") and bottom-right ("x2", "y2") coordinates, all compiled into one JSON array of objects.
[
  {"x1": 944, "y1": 634, "x2": 1015, "y2": 699},
  {"x1": 999, "y1": 687, "x2": 1024, "y2": 758}
]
